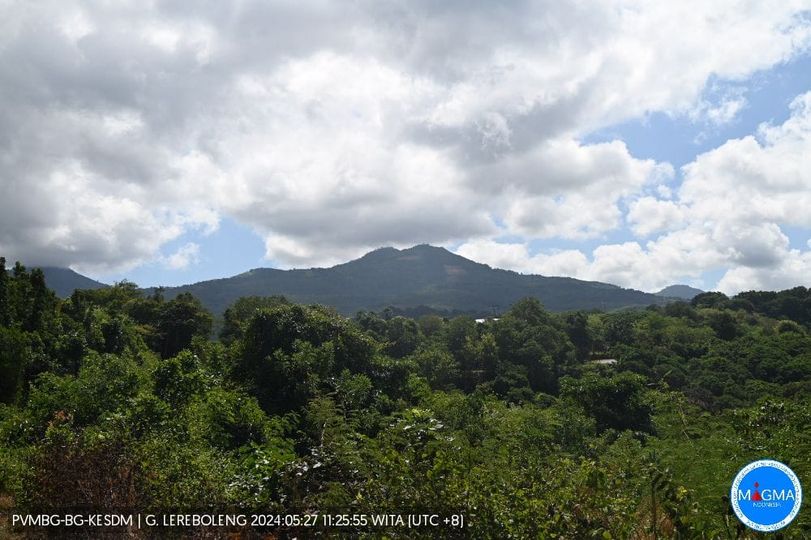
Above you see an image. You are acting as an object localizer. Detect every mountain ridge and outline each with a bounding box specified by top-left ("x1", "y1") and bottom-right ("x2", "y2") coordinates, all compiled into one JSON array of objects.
[
  {"x1": 24, "y1": 245, "x2": 682, "y2": 315},
  {"x1": 41, "y1": 267, "x2": 108, "y2": 298},
  {"x1": 155, "y1": 244, "x2": 667, "y2": 315}
]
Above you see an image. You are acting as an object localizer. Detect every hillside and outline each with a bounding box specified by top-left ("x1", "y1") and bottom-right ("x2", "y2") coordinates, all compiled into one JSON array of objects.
[
  {"x1": 39, "y1": 267, "x2": 107, "y2": 298},
  {"x1": 158, "y1": 244, "x2": 666, "y2": 315},
  {"x1": 655, "y1": 284, "x2": 704, "y2": 300}
]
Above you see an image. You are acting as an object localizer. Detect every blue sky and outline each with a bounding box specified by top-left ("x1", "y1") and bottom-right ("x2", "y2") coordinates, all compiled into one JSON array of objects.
[
  {"x1": 100, "y1": 218, "x2": 268, "y2": 287},
  {"x1": 3, "y1": 1, "x2": 811, "y2": 294},
  {"x1": 587, "y1": 56, "x2": 811, "y2": 167}
]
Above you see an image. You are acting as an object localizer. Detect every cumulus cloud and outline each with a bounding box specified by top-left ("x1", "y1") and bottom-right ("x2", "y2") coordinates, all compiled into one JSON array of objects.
[
  {"x1": 627, "y1": 197, "x2": 686, "y2": 237},
  {"x1": 1, "y1": 0, "x2": 810, "y2": 279},
  {"x1": 455, "y1": 239, "x2": 589, "y2": 277},
  {"x1": 163, "y1": 243, "x2": 201, "y2": 270},
  {"x1": 478, "y1": 139, "x2": 673, "y2": 239},
  {"x1": 457, "y1": 233, "x2": 716, "y2": 293},
  {"x1": 679, "y1": 92, "x2": 811, "y2": 292},
  {"x1": 689, "y1": 85, "x2": 749, "y2": 125},
  {"x1": 461, "y1": 91, "x2": 811, "y2": 294},
  {"x1": 717, "y1": 250, "x2": 811, "y2": 293}
]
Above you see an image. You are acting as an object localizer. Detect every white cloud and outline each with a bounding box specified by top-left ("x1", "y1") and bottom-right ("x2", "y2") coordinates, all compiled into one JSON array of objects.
[
  {"x1": 163, "y1": 243, "x2": 201, "y2": 270},
  {"x1": 0, "y1": 0, "x2": 810, "y2": 278},
  {"x1": 479, "y1": 139, "x2": 673, "y2": 239},
  {"x1": 457, "y1": 233, "x2": 716, "y2": 293},
  {"x1": 656, "y1": 184, "x2": 673, "y2": 199},
  {"x1": 627, "y1": 197, "x2": 686, "y2": 237},
  {"x1": 455, "y1": 239, "x2": 589, "y2": 277},
  {"x1": 459, "y1": 91, "x2": 811, "y2": 293},
  {"x1": 676, "y1": 92, "x2": 811, "y2": 292},
  {"x1": 705, "y1": 96, "x2": 748, "y2": 125},
  {"x1": 716, "y1": 250, "x2": 811, "y2": 293},
  {"x1": 607, "y1": 91, "x2": 811, "y2": 293},
  {"x1": 690, "y1": 87, "x2": 749, "y2": 125}
]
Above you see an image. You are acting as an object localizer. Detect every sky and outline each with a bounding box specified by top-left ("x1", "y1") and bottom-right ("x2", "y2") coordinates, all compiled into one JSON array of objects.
[{"x1": 2, "y1": 1, "x2": 811, "y2": 294}]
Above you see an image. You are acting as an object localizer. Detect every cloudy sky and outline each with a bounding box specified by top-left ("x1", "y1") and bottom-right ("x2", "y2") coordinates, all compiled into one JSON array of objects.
[{"x1": 2, "y1": 1, "x2": 811, "y2": 294}]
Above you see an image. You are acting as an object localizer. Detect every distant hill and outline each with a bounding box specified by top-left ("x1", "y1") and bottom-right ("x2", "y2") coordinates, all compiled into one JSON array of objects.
[
  {"x1": 41, "y1": 267, "x2": 107, "y2": 298},
  {"x1": 655, "y1": 284, "x2": 704, "y2": 300},
  {"x1": 157, "y1": 244, "x2": 668, "y2": 315}
]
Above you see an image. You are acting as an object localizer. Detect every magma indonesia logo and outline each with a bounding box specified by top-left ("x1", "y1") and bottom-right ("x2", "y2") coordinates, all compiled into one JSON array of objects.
[{"x1": 731, "y1": 459, "x2": 803, "y2": 532}]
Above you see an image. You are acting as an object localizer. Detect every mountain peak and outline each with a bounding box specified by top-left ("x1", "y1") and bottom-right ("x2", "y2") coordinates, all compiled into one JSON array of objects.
[
  {"x1": 403, "y1": 243, "x2": 447, "y2": 253},
  {"x1": 359, "y1": 246, "x2": 401, "y2": 258},
  {"x1": 351, "y1": 244, "x2": 462, "y2": 265},
  {"x1": 158, "y1": 244, "x2": 666, "y2": 315},
  {"x1": 361, "y1": 244, "x2": 451, "y2": 256},
  {"x1": 655, "y1": 284, "x2": 704, "y2": 300},
  {"x1": 40, "y1": 267, "x2": 107, "y2": 297}
]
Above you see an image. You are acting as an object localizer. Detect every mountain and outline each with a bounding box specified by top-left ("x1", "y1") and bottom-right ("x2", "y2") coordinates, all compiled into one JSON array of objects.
[
  {"x1": 158, "y1": 244, "x2": 668, "y2": 315},
  {"x1": 655, "y1": 284, "x2": 704, "y2": 300},
  {"x1": 41, "y1": 267, "x2": 107, "y2": 298}
]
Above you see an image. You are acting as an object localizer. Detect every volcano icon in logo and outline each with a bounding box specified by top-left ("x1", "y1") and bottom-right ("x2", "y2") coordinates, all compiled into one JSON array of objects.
[{"x1": 731, "y1": 459, "x2": 803, "y2": 532}]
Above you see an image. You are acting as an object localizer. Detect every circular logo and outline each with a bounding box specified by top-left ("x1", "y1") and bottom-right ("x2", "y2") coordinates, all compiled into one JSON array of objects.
[{"x1": 730, "y1": 459, "x2": 802, "y2": 532}]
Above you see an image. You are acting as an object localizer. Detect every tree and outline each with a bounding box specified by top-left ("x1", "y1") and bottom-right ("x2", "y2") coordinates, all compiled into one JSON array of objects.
[
  {"x1": 234, "y1": 304, "x2": 375, "y2": 412},
  {"x1": 560, "y1": 371, "x2": 652, "y2": 432},
  {"x1": 155, "y1": 293, "x2": 213, "y2": 358},
  {"x1": 383, "y1": 316, "x2": 422, "y2": 358},
  {"x1": 604, "y1": 312, "x2": 639, "y2": 346},
  {"x1": 152, "y1": 350, "x2": 205, "y2": 407},
  {"x1": 460, "y1": 332, "x2": 499, "y2": 390},
  {"x1": 220, "y1": 296, "x2": 290, "y2": 345},
  {"x1": 563, "y1": 311, "x2": 592, "y2": 360},
  {"x1": 414, "y1": 347, "x2": 460, "y2": 390},
  {"x1": 704, "y1": 310, "x2": 738, "y2": 340},
  {"x1": 0, "y1": 326, "x2": 28, "y2": 403},
  {"x1": 691, "y1": 291, "x2": 729, "y2": 309},
  {"x1": 417, "y1": 314, "x2": 444, "y2": 338},
  {"x1": 441, "y1": 316, "x2": 477, "y2": 360},
  {"x1": 24, "y1": 268, "x2": 55, "y2": 333},
  {"x1": 8, "y1": 262, "x2": 30, "y2": 326},
  {"x1": 0, "y1": 257, "x2": 10, "y2": 327},
  {"x1": 492, "y1": 299, "x2": 573, "y2": 393}
]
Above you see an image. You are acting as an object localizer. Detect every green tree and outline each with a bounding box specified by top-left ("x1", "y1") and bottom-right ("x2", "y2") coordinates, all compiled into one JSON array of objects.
[
  {"x1": 0, "y1": 257, "x2": 10, "y2": 327},
  {"x1": 155, "y1": 293, "x2": 212, "y2": 358},
  {"x1": 563, "y1": 311, "x2": 592, "y2": 360},
  {"x1": 560, "y1": 371, "x2": 652, "y2": 432},
  {"x1": 152, "y1": 351, "x2": 205, "y2": 407},
  {"x1": 492, "y1": 299, "x2": 573, "y2": 393},
  {"x1": 242, "y1": 304, "x2": 374, "y2": 373},
  {"x1": 220, "y1": 296, "x2": 289, "y2": 345},
  {"x1": 383, "y1": 316, "x2": 422, "y2": 358},
  {"x1": 24, "y1": 268, "x2": 54, "y2": 333},
  {"x1": 691, "y1": 291, "x2": 729, "y2": 309},
  {"x1": 414, "y1": 347, "x2": 460, "y2": 390},
  {"x1": 0, "y1": 327, "x2": 28, "y2": 403}
]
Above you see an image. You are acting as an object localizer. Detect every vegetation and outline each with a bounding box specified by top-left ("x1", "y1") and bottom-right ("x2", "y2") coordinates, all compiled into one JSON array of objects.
[{"x1": 1, "y1": 256, "x2": 810, "y2": 537}]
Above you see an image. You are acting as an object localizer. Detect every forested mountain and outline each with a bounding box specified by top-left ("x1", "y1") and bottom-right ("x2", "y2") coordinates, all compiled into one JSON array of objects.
[
  {"x1": 40, "y1": 267, "x2": 107, "y2": 297},
  {"x1": 4, "y1": 266, "x2": 107, "y2": 299},
  {"x1": 158, "y1": 244, "x2": 666, "y2": 315},
  {"x1": 655, "y1": 284, "x2": 704, "y2": 300}
]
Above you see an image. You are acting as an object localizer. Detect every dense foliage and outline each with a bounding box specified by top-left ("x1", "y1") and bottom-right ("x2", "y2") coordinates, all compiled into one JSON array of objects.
[{"x1": 1, "y1": 257, "x2": 810, "y2": 538}]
